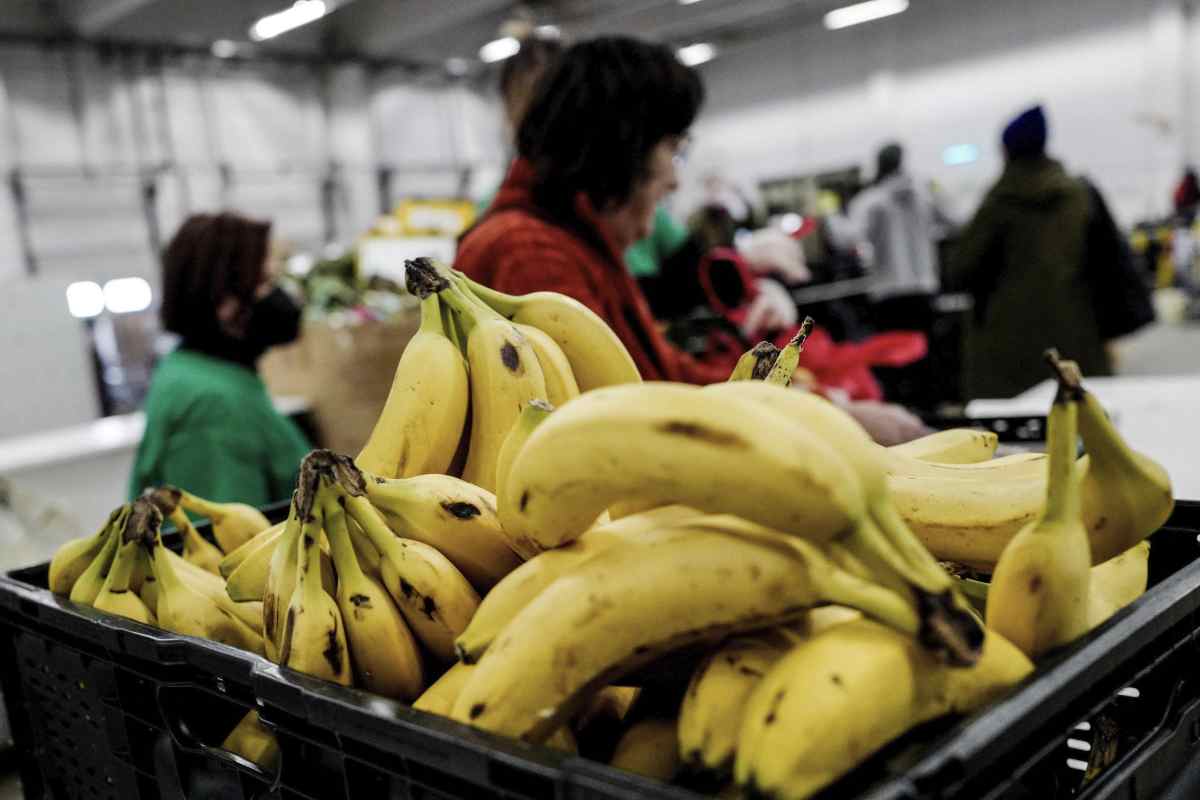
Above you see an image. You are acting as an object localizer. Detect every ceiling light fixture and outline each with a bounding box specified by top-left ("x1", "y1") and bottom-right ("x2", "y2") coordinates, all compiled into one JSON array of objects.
[
  {"x1": 479, "y1": 36, "x2": 521, "y2": 63},
  {"x1": 534, "y1": 24, "x2": 561, "y2": 38},
  {"x1": 249, "y1": 0, "x2": 328, "y2": 42},
  {"x1": 823, "y1": 0, "x2": 909, "y2": 30},
  {"x1": 676, "y1": 42, "x2": 716, "y2": 67},
  {"x1": 678, "y1": 0, "x2": 705, "y2": 5},
  {"x1": 102, "y1": 278, "x2": 153, "y2": 314},
  {"x1": 66, "y1": 281, "x2": 105, "y2": 319}
]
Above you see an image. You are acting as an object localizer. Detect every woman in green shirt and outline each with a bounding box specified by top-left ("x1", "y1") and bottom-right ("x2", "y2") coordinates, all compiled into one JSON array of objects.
[{"x1": 129, "y1": 213, "x2": 311, "y2": 507}]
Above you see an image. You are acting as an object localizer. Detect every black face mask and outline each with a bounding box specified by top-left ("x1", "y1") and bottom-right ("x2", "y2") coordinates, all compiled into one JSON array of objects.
[{"x1": 242, "y1": 286, "x2": 302, "y2": 361}]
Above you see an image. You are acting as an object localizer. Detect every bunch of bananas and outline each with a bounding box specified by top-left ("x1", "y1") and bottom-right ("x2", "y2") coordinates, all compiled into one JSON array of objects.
[{"x1": 355, "y1": 257, "x2": 641, "y2": 491}]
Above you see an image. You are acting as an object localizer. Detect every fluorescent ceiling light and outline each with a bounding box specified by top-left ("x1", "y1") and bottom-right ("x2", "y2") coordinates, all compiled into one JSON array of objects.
[
  {"x1": 211, "y1": 39, "x2": 238, "y2": 58},
  {"x1": 677, "y1": 42, "x2": 716, "y2": 67},
  {"x1": 679, "y1": 0, "x2": 705, "y2": 5},
  {"x1": 66, "y1": 281, "x2": 104, "y2": 318},
  {"x1": 824, "y1": 0, "x2": 909, "y2": 30},
  {"x1": 535, "y1": 24, "x2": 561, "y2": 38},
  {"x1": 250, "y1": 0, "x2": 328, "y2": 42},
  {"x1": 102, "y1": 277, "x2": 153, "y2": 314},
  {"x1": 480, "y1": 36, "x2": 520, "y2": 63}
]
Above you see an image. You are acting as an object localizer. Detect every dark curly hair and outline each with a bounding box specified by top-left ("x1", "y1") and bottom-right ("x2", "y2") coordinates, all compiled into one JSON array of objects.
[
  {"x1": 516, "y1": 36, "x2": 704, "y2": 218},
  {"x1": 159, "y1": 212, "x2": 271, "y2": 344}
]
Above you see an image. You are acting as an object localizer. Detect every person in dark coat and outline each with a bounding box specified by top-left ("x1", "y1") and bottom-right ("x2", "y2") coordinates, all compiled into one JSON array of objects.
[{"x1": 949, "y1": 105, "x2": 1112, "y2": 399}]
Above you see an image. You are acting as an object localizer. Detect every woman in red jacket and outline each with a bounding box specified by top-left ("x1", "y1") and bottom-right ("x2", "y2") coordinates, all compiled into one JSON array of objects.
[
  {"x1": 456, "y1": 36, "x2": 927, "y2": 443},
  {"x1": 455, "y1": 36, "x2": 726, "y2": 383}
]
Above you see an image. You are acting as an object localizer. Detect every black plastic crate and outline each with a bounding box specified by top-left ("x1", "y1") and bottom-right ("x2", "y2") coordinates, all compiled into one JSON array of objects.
[{"x1": 0, "y1": 503, "x2": 1197, "y2": 800}]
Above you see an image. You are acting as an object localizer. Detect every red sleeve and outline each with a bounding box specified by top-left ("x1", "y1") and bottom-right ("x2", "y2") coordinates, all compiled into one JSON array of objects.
[{"x1": 489, "y1": 244, "x2": 608, "y2": 319}]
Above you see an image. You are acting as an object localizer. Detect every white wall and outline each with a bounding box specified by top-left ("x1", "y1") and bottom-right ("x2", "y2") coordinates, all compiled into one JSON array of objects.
[{"x1": 685, "y1": 0, "x2": 1190, "y2": 227}]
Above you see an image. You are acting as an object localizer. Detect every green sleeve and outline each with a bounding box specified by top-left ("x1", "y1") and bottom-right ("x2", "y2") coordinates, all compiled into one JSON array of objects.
[{"x1": 651, "y1": 207, "x2": 690, "y2": 258}]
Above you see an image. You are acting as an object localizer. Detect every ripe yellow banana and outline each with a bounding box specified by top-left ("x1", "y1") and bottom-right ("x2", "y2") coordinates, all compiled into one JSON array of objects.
[
  {"x1": 736, "y1": 620, "x2": 1032, "y2": 800},
  {"x1": 609, "y1": 718, "x2": 682, "y2": 781},
  {"x1": 889, "y1": 428, "x2": 999, "y2": 464},
  {"x1": 177, "y1": 489, "x2": 271, "y2": 553},
  {"x1": 727, "y1": 341, "x2": 781, "y2": 381},
  {"x1": 168, "y1": 549, "x2": 264, "y2": 635},
  {"x1": 277, "y1": 502, "x2": 353, "y2": 686},
  {"x1": 263, "y1": 497, "x2": 304, "y2": 662},
  {"x1": 492, "y1": 400, "x2": 555, "y2": 558},
  {"x1": 456, "y1": 505, "x2": 705, "y2": 664},
  {"x1": 219, "y1": 521, "x2": 285, "y2": 578},
  {"x1": 363, "y1": 472, "x2": 521, "y2": 592},
  {"x1": 322, "y1": 494, "x2": 424, "y2": 701},
  {"x1": 449, "y1": 520, "x2": 920, "y2": 743},
  {"x1": 356, "y1": 294, "x2": 468, "y2": 479},
  {"x1": 499, "y1": 382, "x2": 865, "y2": 552},
  {"x1": 93, "y1": 500, "x2": 158, "y2": 625},
  {"x1": 704, "y1": 381, "x2": 983, "y2": 661},
  {"x1": 516, "y1": 323, "x2": 579, "y2": 407},
  {"x1": 221, "y1": 711, "x2": 279, "y2": 773},
  {"x1": 152, "y1": 534, "x2": 264, "y2": 654},
  {"x1": 70, "y1": 524, "x2": 120, "y2": 606},
  {"x1": 987, "y1": 377, "x2": 1091, "y2": 659},
  {"x1": 49, "y1": 505, "x2": 128, "y2": 595},
  {"x1": 451, "y1": 267, "x2": 641, "y2": 391},
  {"x1": 439, "y1": 281, "x2": 548, "y2": 493},
  {"x1": 227, "y1": 516, "x2": 333, "y2": 603},
  {"x1": 341, "y1": 489, "x2": 479, "y2": 662},
  {"x1": 1075, "y1": 381, "x2": 1173, "y2": 563},
  {"x1": 1087, "y1": 541, "x2": 1150, "y2": 628},
  {"x1": 414, "y1": 662, "x2": 476, "y2": 716},
  {"x1": 144, "y1": 487, "x2": 225, "y2": 572},
  {"x1": 678, "y1": 632, "x2": 793, "y2": 774}
]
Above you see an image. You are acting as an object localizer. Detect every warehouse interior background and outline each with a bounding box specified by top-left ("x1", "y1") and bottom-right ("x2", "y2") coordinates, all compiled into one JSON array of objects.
[{"x1": 1, "y1": 0, "x2": 1199, "y2": 524}]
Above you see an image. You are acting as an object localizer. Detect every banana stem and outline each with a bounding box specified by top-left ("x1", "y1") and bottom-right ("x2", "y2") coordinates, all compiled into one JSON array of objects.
[
  {"x1": 404, "y1": 257, "x2": 451, "y2": 299},
  {"x1": 750, "y1": 342, "x2": 782, "y2": 380},
  {"x1": 451, "y1": 270, "x2": 520, "y2": 318},
  {"x1": 764, "y1": 317, "x2": 814, "y2": 386},
  {"x1": 177, "y1": 490, "x2": 224, "y2": 522},
  {"x1": 339, "y1": 490, "x2": 399, "y2": 556}
]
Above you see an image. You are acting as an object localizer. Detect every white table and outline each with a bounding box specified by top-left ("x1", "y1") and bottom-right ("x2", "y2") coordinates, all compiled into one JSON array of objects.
[{"x1": 967, "y1": 375, "x2": 1200, "y2": 501}]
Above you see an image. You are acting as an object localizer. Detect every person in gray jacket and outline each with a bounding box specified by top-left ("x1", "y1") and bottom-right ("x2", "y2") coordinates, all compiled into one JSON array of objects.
[{"x1": 849, "y1": 142, "x2": 954, "y2": 331}]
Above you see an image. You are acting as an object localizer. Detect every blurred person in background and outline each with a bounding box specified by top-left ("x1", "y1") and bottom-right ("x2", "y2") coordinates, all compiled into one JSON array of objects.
[
  {"x1": 129, "y1": 213, "x2": 311, "y2": 506},
  {"x1": 456, "y1": 36, "x2": 927, "y2": 443},
  {"x1": 849, "y1": 142, "x2": 954, "y2": 333},
  {"x1": 950, "y1": 105, "x2": 1112, "y2": 399}
]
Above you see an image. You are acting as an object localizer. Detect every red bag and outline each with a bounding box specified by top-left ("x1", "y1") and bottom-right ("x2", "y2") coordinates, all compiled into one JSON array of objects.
[{"x1": 696, "y1": 249, "x2": 927, "y2": 400}]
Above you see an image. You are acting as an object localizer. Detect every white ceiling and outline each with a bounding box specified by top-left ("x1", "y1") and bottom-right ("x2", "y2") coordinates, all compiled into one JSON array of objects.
[{"x1": 0, "y1": 0, "x2": 843, "y2": 67}]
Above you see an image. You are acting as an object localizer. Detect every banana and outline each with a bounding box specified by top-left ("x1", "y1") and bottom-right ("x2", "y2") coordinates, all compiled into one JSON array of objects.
[
  {"x1": 219, "y1": 522, "x2": 285, "y2": 578},
  {"x1": 500, "y1": 382, "x2": 865, "y2": 552},
  {"x1": 49, "y1": 506, "x2": 128, "y2": 595},
  {"x1": 678, "y1": 632, "x2": 794, "y2": 774},
  {"x1": 176, "y1": 489, "x2": 272, "y2": 553},
  {"x1": 70, "y1": 524, "x2": 121, "y2": 606},
  {"x1": 986, "y1": 372, "x2": 1091, "y2": 659},
  {"x1": 1088, "y1": 541, "x2": 1151, "y2": 628},
  {"x1": 1073, "y1": 373, "x2": 1174, "y2": 563},
  {"x1": 492, "y1": 400, "x2": 555, "y2": 558},
  {"x1": 341, "y1": 488, "x2": 480, "y2": 662},
  {"x1": 168, "y1": 550, "x2": 264, "y2": 635},
  {"x1": 93, "y1": 500, "x2": 158, "y2": 625},
  {"x1": 735, "y1": 620, "x2": 1032, "y2": 800},
  {"x1": 356, "y1": 294, "x2": 469, "y2": 479},
  {"x1": 438, "y1": 279, "x2": 547, "y2": 493},
  {"x1": 889, "y1": 428, "x2": 999, "y2": 464},
  {"x1": 728, "y1": 341, "x2": 781, "y2": 381},
  {"x1": 763, "y1": 319, "x2": 812, "y2": 385},
  {"x1": 363, "y1": 472, "x2": 521, "y2": 593},
  {"x1": 263, "y1": 497, "x2": 304, "y2": 661},
  {"x1": 347, "y1": 516, "x2": 382, "y2": 579},
  {"x1": 516, "y1": 323, "x2": 579, "y2": 407},
  {"x1": 144, "y1": 487, "x2": 225, "y2": 573},
  {"x1": 277, "y1": 501, "x2": 353, "y2": 685},
  {"x1": 152, "y1": 533, "x2": 264, "y2": 654},
  {"x1": 609, "y1": 718, "x2": 682, "y2": 781},
  {"x1": 449, "y1": 521, "x2": 921, "y2": 743},
  {"x1": 455, "y1": 505, "x2": 705, "y2": 664},
  {"x1": 449, "y1": 265, "x2": 641, "y2": 391},
  {"x1": 414, "y1": 662, "x2": 476, "y2": 716},
  {"x1": 221, "y1": 711, "x2": 279, "y2": 773},
  {"x1": 704, "y1": 381, "x2": 983, "y2": 661},
  {"x1": 227, "y1": 516, "x2": 333, "y2": 603},
  {"x1": 322, "y1": 493, "x2": 424, "y2": 701}
]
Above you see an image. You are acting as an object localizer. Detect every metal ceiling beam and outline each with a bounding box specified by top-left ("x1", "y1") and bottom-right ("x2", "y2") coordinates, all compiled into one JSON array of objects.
[{"x1": 63, "y1": 0, "x2": 162, "y2": 36}]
